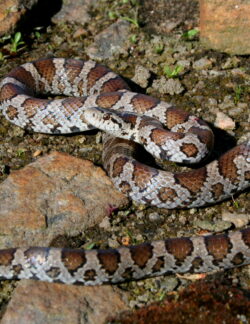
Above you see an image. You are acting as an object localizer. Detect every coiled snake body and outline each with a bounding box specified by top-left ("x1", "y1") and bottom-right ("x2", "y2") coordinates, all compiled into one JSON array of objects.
[{"x1": 0, "y1": 58, "x2": 249, "y2": 285}]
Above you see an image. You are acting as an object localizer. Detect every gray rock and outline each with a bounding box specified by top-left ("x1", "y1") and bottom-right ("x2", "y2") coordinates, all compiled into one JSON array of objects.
[
  {"x1": 132, "y1": 65, "x2": 151, "y2": 88},
  {"x1": 52, "y1": 0, "x2": 98, "y2": 25},
  {"x1": 152, "y1": 76, "x2": 184, "y2": 95},
  {"x1": 194, "y1": 219, "x2": 232, "y2": 232},
  {"x1": 86, "y1": 20, "x2": 131, "y2": 60},
  {"x1": 193, "y1": 58, "x2": 212, "y2": 70},
  {"x1": 222, "y1": 212, "x2": 250, "y2": 228}
]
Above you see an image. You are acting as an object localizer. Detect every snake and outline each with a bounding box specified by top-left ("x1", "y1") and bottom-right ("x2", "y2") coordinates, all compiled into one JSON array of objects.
[{"x1": 0, "y1": 58, "x2": 249, "y2": 285}]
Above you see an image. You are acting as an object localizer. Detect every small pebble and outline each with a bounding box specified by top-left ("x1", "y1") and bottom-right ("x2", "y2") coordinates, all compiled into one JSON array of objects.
[
  {"x1": 214, "y1": 111, "x2": 235, "y2": 130},
  {"x1": 136, "y1": 211, "x2": 144, "y2": 219},
  {"x1": 193, "y1": 58, "x2": 212, "y2": 70},
  {"x1": 176, "y1": 59, "x2": 190, "y2": 68},
  {"x1": 148, "y1": 212, "x2": 161, "y2": 222},
  {"x1": 78, "y1": 136, "x2": 86, "y2": 144},
  {"x1": 158, "y1": 277, "x2": 179, "y2": 292},
  {"x1": 132, "y1": 65, "x2": 151, "y2": 88},
  {"x1": 152, "y1": 77, "x2": 184, "y2": 95},
  {"x1": 79, "y1": 147, "x2": 93, "y2": 153},
  {"x1": 33, "y1": 150, "x2": 42, "y2": 157},
  {"x1": 99, "y1": 216, "x2": 111, "y2": 230},
  {"x1": 221, "y1": 57, "x2": 240, "y2": 70},
  {"x1": 221, "y1": 211, "x2": 250, "y2": 228},
  {"x1": 108, "y1": 238, "x2": 118, "y2": 248},
  {"x1": 194, "y1": 219, "x2": 232, "y2": 232}
]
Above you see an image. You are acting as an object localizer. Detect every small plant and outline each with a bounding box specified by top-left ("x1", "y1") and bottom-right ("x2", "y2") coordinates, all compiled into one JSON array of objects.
[
  {"x1": 164, "y1": 65, "x2": 183, "y2": 78},
  {"x1": 108, "y1": 11, "x2": 117, "y2": 19},
  {"x1": 33, "y1": 26, "x2": 43, "y2": 39},
  {"x1": 154, "y1": 43, "x2": 164, "y2": 54},
  {"x1": 121, "y1": 0, "x2": 140, "y2": 28},
  {"x1": 232, "y1": 196, "x2": 239, "y2": 209},
  {"x1": 159, "y1": 291, "x2": 166, "y2": 301},
  {"x1": 129, "y1": 34, "x2": 137, "y2": 43},
  {"x1": 84, "y1": 242, "x2": 96, "y2": 250},
  {"x1": 10, "y1": 32, "x2": 25, "y2": 53},
  {"x1": 121, "y1": 15, "x2": 140, "y2": 27},
  {"x1": 182, "y1": 28, "x2": 199, "y2": 40},
  {"x1": 234, "y1": 85, "x2": 243, "y2": 104},
  {"x1": 16, "y1": 148, "x2": 26, "y2": 157}
]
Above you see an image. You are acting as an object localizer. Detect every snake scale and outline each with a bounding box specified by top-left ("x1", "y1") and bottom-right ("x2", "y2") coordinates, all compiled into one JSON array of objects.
[{"x1": 0, "y1": 58, "x2": 249, "y2": 285}]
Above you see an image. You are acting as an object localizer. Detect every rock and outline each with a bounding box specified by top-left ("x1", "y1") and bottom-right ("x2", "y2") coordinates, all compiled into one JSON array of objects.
[
  {"x1": 194, "y1": 219, "x2": 232, "y2": 232},
  {"x1": 221, "y1": 212, "x2": 250, "y2": 228},
  {"x1": 148, "y1": 212, "x2": 161, "y2": 222},
  {"x1": 0, "y1": 0, "x2": 38, "y2": 36},
  {"x1": 193, "y1": 58, "x2": 212, "y2": 70},
  {"x1": 176, "y1": 59, "x2": 191, "y2": 68},
  {"x1": 132, "y1": 65, "x2": 151, "y2": 88},
  {"x1": 152, "y1": 76, "x2": 184, "y2": 95},
  {"x1": 1, "y1": 281, "x2": 128, "y2": 324},
  {"x1": 99, "y1": 216, "x2": 111, "y2": 230},
  {"x1": 221, "y1": 57, "x2": 240, "y2": 70},
  {"x1": 86, "y1": 20, "x2": 131, "y2": 60},
  {"x1": 214, "y1": 112, "x2": 235, "y2": 130},
  {"x1": 0, "y1": 152, "x2": 128, "y2": 248},
  {"x1": 200, "y1": 0, "x2": 250, "y2": 54},
  {"x1": 110, "y1": 281, "x2": 250, "y2": 323},
  {"x1": 52, "y1": 0, "x2": 98, "y2": 25},
  {"x1": 158, "y1": 277, "x2": 179, "y2": 292}
]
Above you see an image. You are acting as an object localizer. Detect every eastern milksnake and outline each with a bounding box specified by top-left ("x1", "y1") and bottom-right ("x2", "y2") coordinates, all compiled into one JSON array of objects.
[{"x1": 0, "y1": 58, "x2": 249, "y2": 285}]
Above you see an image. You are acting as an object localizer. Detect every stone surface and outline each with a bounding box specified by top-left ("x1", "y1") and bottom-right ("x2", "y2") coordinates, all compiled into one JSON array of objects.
[
  {"x1": 194, "y1": 219, "x2": 232, "y2": 232},
  {"x1": 0, "y1": 0, "x2": 38, "y2": 36},
  {"x1": 214, "y1": 111, "x2": 235, "y2": 130},
  {"x1": 1, "y1": 281, "x2": 128, "y2": 324},
  {"x1": 152, "y1": 76, "x2": 184, "y2": 95},
  {"x1": 200, "y1": 0, "x2": 250, "y2": 54},
  {"x1": 52, "y1": 0, "x2": 98, "y2": 25},
  {"x1": 86, "y1": 20, "x2": 131, "y2": 60},
  {"x1": 132, "y1": 65, "x2": 151, "y2": 88},
  {"x1": 222, "y1": 212, "x2": 250, "y2": 228},
  {"x1": 109, "y1": 280, "x2": 250, "y2": 323},
  {"x1": 0, "y1": 151, "x2": 128, "y2": 247},
  {"x1": 193, "y1": 57, "x2": 212, "y2": 70}
]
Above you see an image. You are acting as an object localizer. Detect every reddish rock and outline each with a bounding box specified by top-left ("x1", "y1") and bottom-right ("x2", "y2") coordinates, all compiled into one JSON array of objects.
[
  {"x1": 0, "y1": 152, "x2": 128, "y2": 247},
  {"x1": 0, "y1": 0, "x2": 38, "y2": 36},
  {"x1": 109, "y1": 280, "x2": 250, "y2": 324},
  {"x1": 1, "y1": 281, "x2": 128, "y2": 324},
  {"x1": 200, "y1": 0, "x2": 250, "y2": 54}
]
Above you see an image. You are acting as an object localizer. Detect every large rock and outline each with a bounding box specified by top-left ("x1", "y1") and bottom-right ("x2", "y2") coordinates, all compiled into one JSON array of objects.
[
  {"x1": 200, "y1": 0, "x2": 250, "y2": 54},
  {"x1": 0, "y1": 0, "x2": 38, "y2": 36},
  {"x1": 86, "y1": 20, "x2": 131, "y2": 60},
  {"x1": 52, "y1": 0, "x2": 98, "y2": 25},
  {"x1": 0, "y1": 151, "x2": 128, "y2": 247},
  {"x1": 1, "y1": 281, "x2": 128, "y2": 324}
]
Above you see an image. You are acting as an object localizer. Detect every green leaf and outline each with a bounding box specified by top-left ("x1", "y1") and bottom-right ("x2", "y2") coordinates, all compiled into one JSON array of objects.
[
  {"x1": 14, "y1": 32, "x2": 22, "y2": 43},
  {"x1": 182, "y1": 29, "x2": 199, "y2": 40}
]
